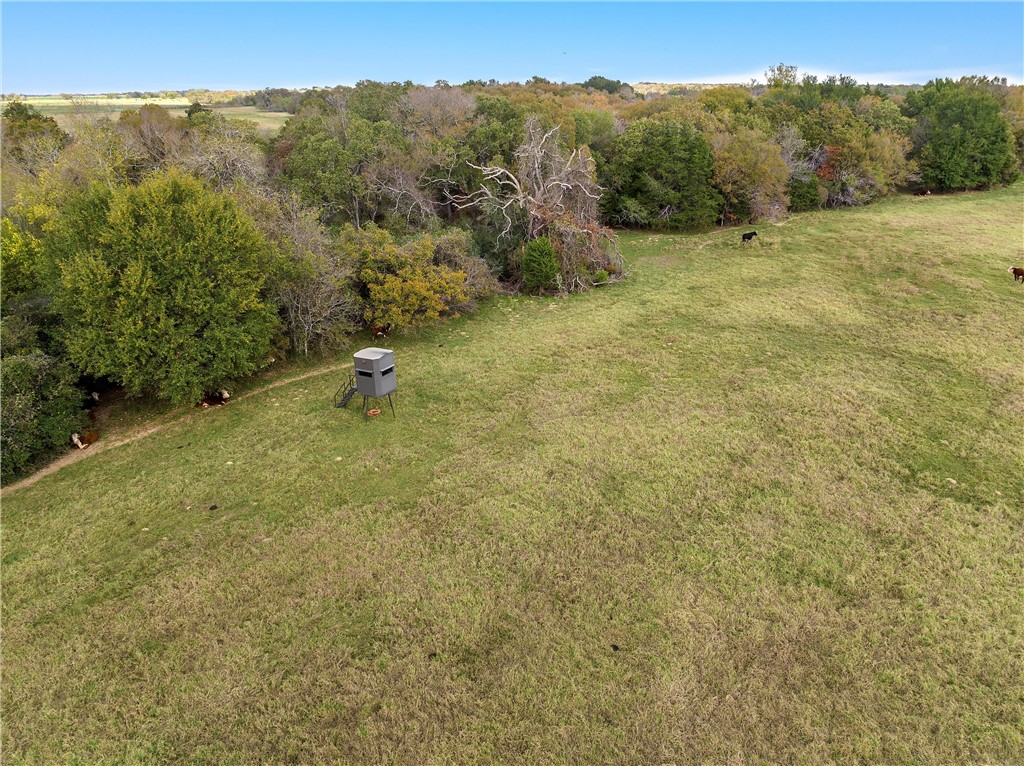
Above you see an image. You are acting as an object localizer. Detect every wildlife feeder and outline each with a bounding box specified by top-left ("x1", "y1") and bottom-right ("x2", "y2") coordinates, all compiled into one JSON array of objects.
[{"x1": 335, "y1": 347, "x2": 396, "y2": 417}]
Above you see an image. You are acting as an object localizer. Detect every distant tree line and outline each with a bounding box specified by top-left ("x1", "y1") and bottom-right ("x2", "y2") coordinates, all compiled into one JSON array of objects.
[
  {"x1": 2, "y1": 66, "x2": 1021, "y2": 479},
  {"x1": 228, "y1": 69, "x2": 1020, "y2": 222}
]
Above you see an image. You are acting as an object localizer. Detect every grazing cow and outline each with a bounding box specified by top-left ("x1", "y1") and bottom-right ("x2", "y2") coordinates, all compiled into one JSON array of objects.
[
  {"x1": 741, "y1": 231, "x2": 758, "y2": 244},
  {"x1": 199, "y1": 390, "x2": 230, "y2": 408},
  {"x1": 1010, "y1": 267, "x2": 1024, "y2": 283},
  {"x1": 371, "y1": 323, "x2": 392, "y2": 340}
]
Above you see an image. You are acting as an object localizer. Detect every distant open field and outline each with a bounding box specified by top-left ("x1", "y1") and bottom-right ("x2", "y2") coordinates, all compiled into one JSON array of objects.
[
  {"x1": 3, "y1": 187, "x2": 1023, "y2": 764},
  {"x1": 632, "y1": 81, "x2": 728, "y2": 95},
  {"x1": 8, "y1": 95, "x2": 291, "y2": 135}
]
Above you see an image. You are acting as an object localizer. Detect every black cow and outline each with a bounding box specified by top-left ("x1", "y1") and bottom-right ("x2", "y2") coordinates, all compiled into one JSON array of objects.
[{"x1": 741, "y1": 231, "x2": 758, "y2": 243}]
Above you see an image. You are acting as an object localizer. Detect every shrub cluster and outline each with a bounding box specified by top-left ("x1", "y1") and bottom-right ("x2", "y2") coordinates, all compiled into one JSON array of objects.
[
  {"x1": 346, "y1": 226, "x2": 471, "y2": 328},
  {"x1": 0, "y1": 323, "x2": 86, "y2": 483}
]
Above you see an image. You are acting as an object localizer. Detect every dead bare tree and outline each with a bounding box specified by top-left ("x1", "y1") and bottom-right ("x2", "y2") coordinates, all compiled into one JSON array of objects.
[
  {"x1": 363, "y1": 144, "x2": 438, "y2": 226},
  {"x1": 421, "y1": 140, "x2": 469, "y2": 221},
  {"x1": 60, "y1": 117, "x2": 141, "y2": 191},
  {"x1": 232, "y1": 186, "x2": 360, "y2": 354},
  {"x1": 1, "y1": 130, "x2": 66, "y2": 180},
  {"x1": 452, "y1": 118, "x2": 624, "y2": 292},
  {"x1": 117, "y1": 105, "x2": 186, "y2": 176},
  {"x1": 397, "y1": 86, "x2": 476, "y2": 140},
  {"x1": 776, "y1": 123, "x2": 817, "y2": 181},
  {"x1": 453, "y1": 117, "x2": 602, "y2": 239},
  {"x1": 278, "y1": 259, "x2": 360, "y2": 356},
  {"x1": 181, "y1": 132, "x2": 266, "y2": 190}
]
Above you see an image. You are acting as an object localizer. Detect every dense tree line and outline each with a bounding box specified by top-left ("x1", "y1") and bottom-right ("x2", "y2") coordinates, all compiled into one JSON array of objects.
[{"x1": 2, "y1": 67, "x2": 1021, "y2": 479}]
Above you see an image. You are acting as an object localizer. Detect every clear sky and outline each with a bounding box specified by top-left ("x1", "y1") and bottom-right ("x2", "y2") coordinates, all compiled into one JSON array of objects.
[{"x1": 2, "y1": 2, "x2": 1022, "y2": 94}]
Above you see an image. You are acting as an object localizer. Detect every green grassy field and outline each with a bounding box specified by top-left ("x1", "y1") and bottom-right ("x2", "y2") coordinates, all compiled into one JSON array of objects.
[
  {"x1": 8, "y1": 96, "x2": 291, "y2": 135},
  {"x1": 3, "y1": 188, "x2": 1023, "y2": 765}
]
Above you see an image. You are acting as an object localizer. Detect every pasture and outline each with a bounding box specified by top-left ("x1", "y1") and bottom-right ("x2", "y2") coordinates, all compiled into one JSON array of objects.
[
  {"x1": 8, "y1": 96, "x2": 290, "y2": 135},
  {"x1": 3, "y1": 187, "x2": 1023, "y2": 765}
]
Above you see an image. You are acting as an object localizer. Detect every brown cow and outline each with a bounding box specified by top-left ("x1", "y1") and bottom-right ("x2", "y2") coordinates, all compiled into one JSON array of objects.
[{"x1": 71, "y1": 430, "x2": 99, "y2": 449}]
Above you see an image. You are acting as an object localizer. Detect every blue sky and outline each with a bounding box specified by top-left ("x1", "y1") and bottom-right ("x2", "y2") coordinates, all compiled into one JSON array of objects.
[{"x1": 3, "y1": 2, "x2": 1022, "y2": 93}]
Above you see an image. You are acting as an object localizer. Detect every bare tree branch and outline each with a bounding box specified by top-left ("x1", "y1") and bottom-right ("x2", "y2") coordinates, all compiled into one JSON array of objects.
[{"x1": 451, "y1": 117, "x2": 603, "y2": 241}]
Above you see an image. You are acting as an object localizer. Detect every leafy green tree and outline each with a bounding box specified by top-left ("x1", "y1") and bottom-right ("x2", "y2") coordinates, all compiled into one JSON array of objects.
[
  {"x1": 280, "y1": 117, "x2": 366, "y2": 223},
  {"x1": 600, "y1": 119, "x2": 722, "y2": 230},
  {"x1": 904, "y1": 79, "x2": 1018, "y2": 190},
  {"x1": 0, "y1": 217, "x2": 45, "y2": 305},
  {"x1": 571, "y1": 109, "x2": 618, "y2": 156},
  {"x1": 1, "y1": 100, "x2": 70, "y2": 173},
  {"x1": 251, "y1": 87, "x2": 303, "y2": 113},
  {"x1": 699, "y1": 86, "x2": 754, "y2": 114},
  {"x1": 280, "y1": 115, "x2": 406, "y2": 226},
  {"x1": 855, "y1": 95, "x2": 912, "y2": 135},
  {"x1": 1000, "y1": 85, "x2": 1024, "y2": 169},
  {"x1": 765, "y1": 63, "x2": 799, "y2": 90},
  {"x1": 787, "y1": 75, "x2": 824, "y2": 111},
  {"x1": 818, "y1": 75, "x2": 868, "y2": 106},
  {"x1": 0, "y1": 287, "x2": 85, "y2": 484},
  {"x1": 50, "y1": 170, "x2": 280, "y2": 404},
  {"x1": 348, "y1": 80, "x2": 411, "y2": 123},
  {"x1": 186, "y1": 101, "x2": 211, "y2": 119},
  {"x1": 786, "y1": 176, "x2": 825, "y2": 211},
  {"x1": 581, "y1": 76, "x2": 625, "y2": 94},
  {"x1": 466, "y1": 96, "x2": 523, "y2": 165},
  {"x1": 0, "y1": 219, "x2": 68, "y2": 367}
]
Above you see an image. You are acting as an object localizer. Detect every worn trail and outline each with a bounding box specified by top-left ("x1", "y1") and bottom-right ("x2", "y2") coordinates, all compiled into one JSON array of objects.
[{"x1": 1, "y1": 361, "x2": 349, "y2": 495}]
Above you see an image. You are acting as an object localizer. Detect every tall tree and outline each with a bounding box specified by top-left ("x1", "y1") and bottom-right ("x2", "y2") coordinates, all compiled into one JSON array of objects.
[
  {"x1": 279, "y1": 114, "x2": 406, "y2": 226},
  {"x1": 50, "y1": 170, "x2": 280, "y2": 404},
  {"x1": 710, "y1": 126, "x2": 790, "y2": 222},
  {"x1": 600, "y1": 119, "x2": 722, "y2": 230},
  {"x1": 904, "y1": 79, "x2": 1017, "y2": 190}
]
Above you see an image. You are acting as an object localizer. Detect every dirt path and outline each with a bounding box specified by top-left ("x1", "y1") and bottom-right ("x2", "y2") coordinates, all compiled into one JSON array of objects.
[{"x1": 2, "y1": 362, "x2": 348, "y2": 496}]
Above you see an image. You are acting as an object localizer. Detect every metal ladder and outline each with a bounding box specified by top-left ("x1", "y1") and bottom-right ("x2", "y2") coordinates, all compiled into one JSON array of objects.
[{"x1": 334, "y1": 375, "x2": 357, "y2": 408}]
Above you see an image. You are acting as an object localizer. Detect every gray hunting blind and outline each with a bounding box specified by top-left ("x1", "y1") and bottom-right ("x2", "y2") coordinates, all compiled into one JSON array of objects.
[{"x1": 335, "y1": 347, "x2": 396, "y2": 417}]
